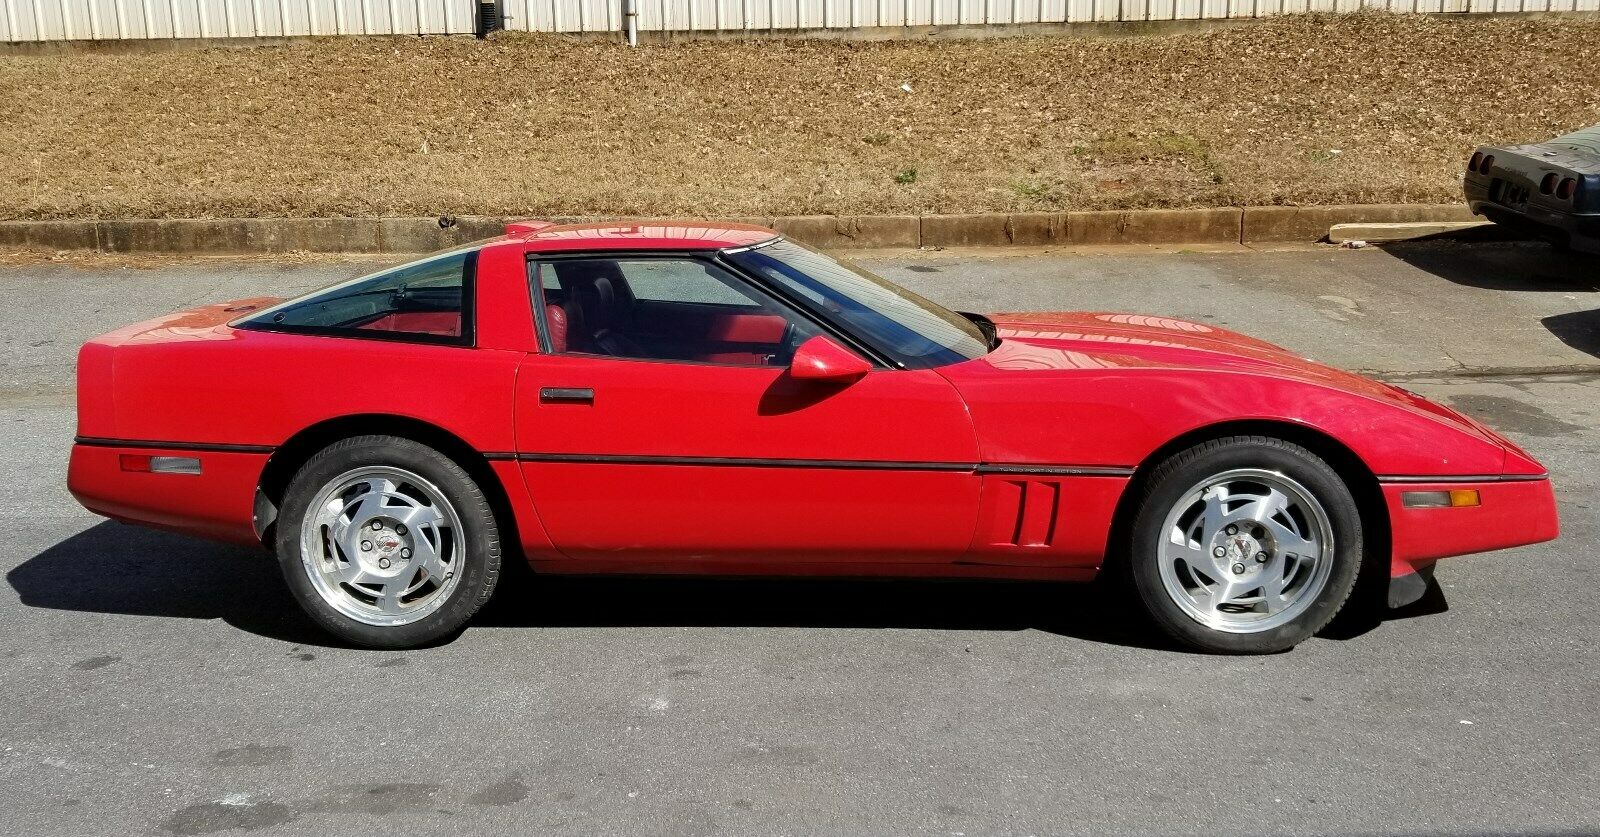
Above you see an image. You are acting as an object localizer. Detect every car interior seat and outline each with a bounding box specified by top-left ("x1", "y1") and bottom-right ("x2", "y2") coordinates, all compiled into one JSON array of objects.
[{"x1": 552, "y1": 261, "x2": 647, "y2": 358}]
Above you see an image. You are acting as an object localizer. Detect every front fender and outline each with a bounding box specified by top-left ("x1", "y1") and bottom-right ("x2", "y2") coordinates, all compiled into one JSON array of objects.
[{"x1": 940, "y1": 365, "x2": 1510, "y2": 477}]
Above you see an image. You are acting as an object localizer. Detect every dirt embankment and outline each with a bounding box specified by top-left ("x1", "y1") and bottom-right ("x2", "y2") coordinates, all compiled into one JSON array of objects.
[{"x1": 3, "y1": 12, "x2": 1597, "y2": 221}]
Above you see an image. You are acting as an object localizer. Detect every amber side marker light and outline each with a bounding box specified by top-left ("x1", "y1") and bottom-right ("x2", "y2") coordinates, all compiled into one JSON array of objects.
[
  {"x1": 119, "y1": 454, "x2": 202, "y2": 475},
  {"x1": 1402, "y1": 489, "x2": 1481, "y2": 508}
]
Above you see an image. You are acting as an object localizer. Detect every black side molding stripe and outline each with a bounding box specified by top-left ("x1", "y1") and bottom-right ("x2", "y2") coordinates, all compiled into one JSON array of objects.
[
  {"x1": 1377, "y1": 473, "x2": 1548, "y2": 484},
  {"x1": 515, "y1": 453, "x2": 974, "y2": 471},
  {"x1": 512, "y1": 453, "x2": 1136, "y2": 475},
  {"x1": 75, "y1": 436, "x2": 275, "y2": 455},
  {"x1": 75, "y1": 437, "x2": 1142, "y2": 477},
  {"x1": 976, "y1": 464, "x2": 1135, "y2": 477}
]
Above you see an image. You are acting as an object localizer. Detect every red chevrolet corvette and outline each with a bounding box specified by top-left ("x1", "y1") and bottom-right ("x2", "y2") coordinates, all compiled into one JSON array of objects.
[{"x1": 68, "y1": 222, "x2": 1558, "y2": 652}]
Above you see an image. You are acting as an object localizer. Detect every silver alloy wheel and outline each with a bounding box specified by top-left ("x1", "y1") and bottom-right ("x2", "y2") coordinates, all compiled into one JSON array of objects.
[
  {"x1": 299, "y1": 465, "x2": 465, "y2": 627},
  {"x1": 1156, "y1": 468, "x2": 1335, "y2": 633}
]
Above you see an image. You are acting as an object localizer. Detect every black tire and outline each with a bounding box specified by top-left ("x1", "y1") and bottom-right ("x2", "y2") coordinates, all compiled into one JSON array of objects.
[
  {"x1": 275, "y1": 435, "x2": 502, "y2": 648},
  {"x1": 1125, "y1": 435, "x2": 1362, "y2": 654}
]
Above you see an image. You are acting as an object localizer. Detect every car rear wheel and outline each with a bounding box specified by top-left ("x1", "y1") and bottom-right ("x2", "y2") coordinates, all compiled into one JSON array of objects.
[
  {"x1": 1126, "y1": 436, "x2": 1362, "y2": 654},
  {"x1": 275, "y1": 435, "x2": 501, "y2": 648}
]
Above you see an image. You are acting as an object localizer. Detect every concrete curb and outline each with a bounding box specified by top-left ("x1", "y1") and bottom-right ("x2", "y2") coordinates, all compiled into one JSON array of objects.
[
  {"x1": 1328, "y1": 220, "x2": 1494, "y2": 244},
  {"x1": 0, "y1": 204, "x2": 1475, "y2": 254}
]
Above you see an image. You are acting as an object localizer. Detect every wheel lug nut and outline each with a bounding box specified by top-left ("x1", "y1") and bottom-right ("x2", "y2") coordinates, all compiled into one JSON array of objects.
[
  {"x1": 401, "y1": 548, "x2": 411, "y2": 559},
  {"x1": 396, "y1": 524, "x2": 407, "y2": 536},
  {"x1": 1255, "y1": 552, "x2": 1268, "y2": 563},
  {"x1": 379, "y1": 557, "x2": 391, "y2": 569},
  {"x1": 360, "y1": 540, "x2": 373, "y2": 551},
  {"x1": 370, "y1": 520, "x2": 383, "y2": 530},
  {"x1": 1213, "y1": 546, "x2": 1227, "y2": 557},
  {"x1": 1232, "y1": 563, "x2": 1246, "y2": 574},
  {"x1": 1225, "y1": 524, "x2": 1238, "y2": 536}
]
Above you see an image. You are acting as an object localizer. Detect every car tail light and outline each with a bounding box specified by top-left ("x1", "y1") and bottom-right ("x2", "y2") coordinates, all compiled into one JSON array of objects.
[
  {"x1": 119, "y1": 454, "x2": 202, "y2": 474},
  {"x1": 1479, "y1": 154, "x2": 1495, "y2": 174},
  {"x1": 1557, "y1": 177, "x2": 1577, "y2": 200},
  {"x1": 1540, "y1": 173, "x2": 1558, "y2": 194},
  {"x1": 1469, "y1": 151, "x2": 1483, "y2": 172}
]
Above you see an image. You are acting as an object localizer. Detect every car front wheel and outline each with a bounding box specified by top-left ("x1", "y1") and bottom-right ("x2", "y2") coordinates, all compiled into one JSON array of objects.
[
  {"x1": 1126, "y1": 436, "x2": 1362, "y2": 654},
  {"x1": 275, "y1": 435, "x2": 502, "y2": 648}
]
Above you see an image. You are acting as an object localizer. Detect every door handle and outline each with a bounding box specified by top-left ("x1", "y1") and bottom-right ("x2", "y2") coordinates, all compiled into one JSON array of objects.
[{"x1": 540, "y1": 387, "x2": 594, "y2": 405}]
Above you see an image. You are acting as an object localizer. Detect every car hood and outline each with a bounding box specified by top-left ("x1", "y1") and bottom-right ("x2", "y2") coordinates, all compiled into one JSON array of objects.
[
  {"x1": 986, "y1": 311, "x2": 1349, "y2": 379},
  {"x1": 979, "y1": 311, "x2": 1507, "y2": 446}
]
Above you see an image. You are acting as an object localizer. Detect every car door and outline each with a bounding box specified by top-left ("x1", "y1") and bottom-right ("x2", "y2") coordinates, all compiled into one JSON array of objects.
[{"x1": 514, "y1": 253, "x2": 981, "y2": 565}]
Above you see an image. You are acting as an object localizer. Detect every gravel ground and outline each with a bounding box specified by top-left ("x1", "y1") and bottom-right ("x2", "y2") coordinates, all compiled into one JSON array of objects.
[{"x1": 3, "y1": 13, "x2": 1598, "y2": 221}]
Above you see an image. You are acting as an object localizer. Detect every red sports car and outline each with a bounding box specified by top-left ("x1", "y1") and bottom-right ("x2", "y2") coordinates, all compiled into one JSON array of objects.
[{"x1": 68, "y1": 222, "x2": 1559, "y2": 653}]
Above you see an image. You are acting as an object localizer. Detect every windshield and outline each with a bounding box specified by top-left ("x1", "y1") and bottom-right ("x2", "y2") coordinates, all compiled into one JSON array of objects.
[{"x1": 728, "y1": 240, "x2": 991, "y2": 368}]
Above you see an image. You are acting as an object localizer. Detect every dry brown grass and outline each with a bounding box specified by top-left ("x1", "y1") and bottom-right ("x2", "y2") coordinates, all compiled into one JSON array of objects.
[{"x1": 3, "y1": 12, "x2": 1598, "y2": 220}]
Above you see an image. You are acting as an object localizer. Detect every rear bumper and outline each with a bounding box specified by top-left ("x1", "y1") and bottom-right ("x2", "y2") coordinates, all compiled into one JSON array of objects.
[
  {"x1": 1383, "y1": 475, "x2": 1558, "y2": 576},
  {"x1": 68, "y1": 441, "x2": 268, "y2": 546},
  {"x1": 1465, "y1": 177, "x2": 1600, "y2": 252}
]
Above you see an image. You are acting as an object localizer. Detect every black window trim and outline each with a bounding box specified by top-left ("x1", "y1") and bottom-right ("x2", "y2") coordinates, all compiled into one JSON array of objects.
[
  {"x1": 235, "y1": 249, "x2": 479, "y2": 349},
  {"x1": 719, "y1": 239, "x2": 991, "y2": 371},
  {"x1": 524, "y1": 250, "x2": 895, "y2": 369}
]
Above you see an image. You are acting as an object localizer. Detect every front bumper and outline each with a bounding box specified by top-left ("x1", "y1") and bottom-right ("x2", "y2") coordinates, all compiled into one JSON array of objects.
[{"x1": 1382, "y1": 476, "x2": 1559, "y2": 607}]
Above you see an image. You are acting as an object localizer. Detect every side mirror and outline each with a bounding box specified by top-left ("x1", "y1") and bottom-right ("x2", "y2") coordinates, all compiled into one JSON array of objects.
[{"x1": 789, "y1": 335, "x2": 870, "y2": 383}]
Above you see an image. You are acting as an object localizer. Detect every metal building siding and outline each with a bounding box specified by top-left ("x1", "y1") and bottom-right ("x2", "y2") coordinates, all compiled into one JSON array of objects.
[
  {"x1": 0, "y1": 0, "x2": 476, "y2": 39},
  {"x1": 1, "y1": 0, "x2": 1591, "y2": 40}
]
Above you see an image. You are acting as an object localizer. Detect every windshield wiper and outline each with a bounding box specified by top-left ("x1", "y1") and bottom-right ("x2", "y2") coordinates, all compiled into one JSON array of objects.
[{"x1": 960, "y1": 311, "x2": 1001, "y2": 351}]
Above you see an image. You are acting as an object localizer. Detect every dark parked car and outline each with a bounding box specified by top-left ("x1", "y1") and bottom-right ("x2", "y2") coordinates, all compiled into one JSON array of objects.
[{"x1": 1465, "y1": 125, "x2": 1600, "y2": 254}]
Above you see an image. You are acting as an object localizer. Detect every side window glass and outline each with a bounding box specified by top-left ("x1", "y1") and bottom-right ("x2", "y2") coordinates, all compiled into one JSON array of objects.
[
  {"x1": 530, "y1": 257, "x2": 820, "y2": 367},
  {"x1": 241, "y1": 248, "x2": 473, "y2": 343},
  {"x1": 618, "y1": 260, "x2": 764, "y2": 308}
]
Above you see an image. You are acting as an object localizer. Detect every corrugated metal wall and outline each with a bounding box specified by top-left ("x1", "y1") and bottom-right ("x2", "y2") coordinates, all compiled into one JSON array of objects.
[
  {"x1": 3, "y1": 0, "x2": 1595, "y2": 40},
  {"x1": 505, "y1": 0, "x2": 1598, "y2": 32},
  {"x1": 0, "y1": 1, "x2": 477, "y2": 40}
]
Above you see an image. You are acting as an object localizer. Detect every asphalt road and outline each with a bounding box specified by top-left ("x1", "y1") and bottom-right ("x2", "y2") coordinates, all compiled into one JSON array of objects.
[{"x1": 0, "y1": 241, "x2": 1595, "y2": 836}]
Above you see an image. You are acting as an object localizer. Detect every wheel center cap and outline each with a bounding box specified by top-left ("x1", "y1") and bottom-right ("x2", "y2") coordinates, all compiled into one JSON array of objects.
[{"x1": 1222, "y1": 534, "x2": 1262, "y2": 566}]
